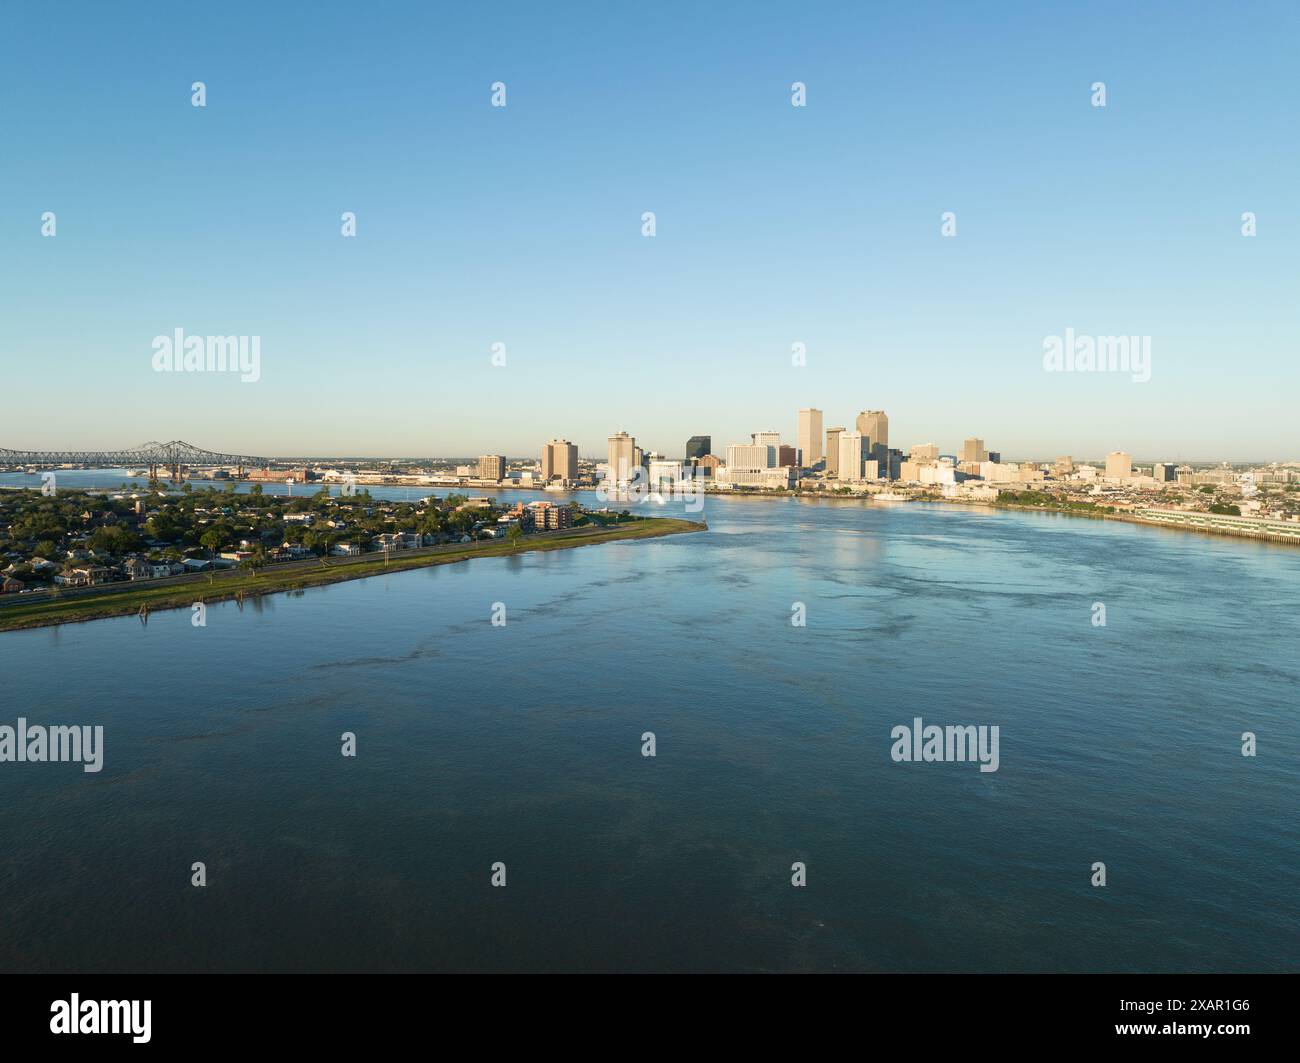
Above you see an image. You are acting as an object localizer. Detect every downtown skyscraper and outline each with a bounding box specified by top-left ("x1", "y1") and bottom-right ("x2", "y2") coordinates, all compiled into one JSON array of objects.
[
  {"x1": 856, "y1": 410, "x2": 889, "y2": 472},
  {"x1": 798, "y1": 409, "x2": 823, "y2": 468}
]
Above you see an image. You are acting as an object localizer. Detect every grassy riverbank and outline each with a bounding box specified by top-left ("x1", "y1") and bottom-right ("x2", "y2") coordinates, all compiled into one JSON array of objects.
[{"x1": 0, "y1": 517, "x2": 706, "y2": 633}]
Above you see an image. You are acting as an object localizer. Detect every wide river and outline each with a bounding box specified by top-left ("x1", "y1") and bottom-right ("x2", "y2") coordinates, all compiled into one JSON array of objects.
[{"x1": 1, "y1": 471, "x2": 1297, "y2": 971}]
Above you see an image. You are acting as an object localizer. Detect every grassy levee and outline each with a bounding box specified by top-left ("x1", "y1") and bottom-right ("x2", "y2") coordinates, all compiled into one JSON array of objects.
[{"x1": 0, "y1": 517, "x2": 706, "y2": 633}]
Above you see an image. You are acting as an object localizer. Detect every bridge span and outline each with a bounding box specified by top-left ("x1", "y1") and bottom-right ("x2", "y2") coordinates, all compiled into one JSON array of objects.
[{"x1": 0, "y1": 440, "x2": 273, "y2": 480}]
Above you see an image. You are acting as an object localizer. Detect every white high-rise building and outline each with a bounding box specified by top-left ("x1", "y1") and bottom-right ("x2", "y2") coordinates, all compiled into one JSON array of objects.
[
  {"x1": 751, "y1": 431, "x2": 780, "y2": 468},
  {"x1": 838, "y1": 431, "x2": 866, "y2": 481},
  {"x1": 648, "y1": 457, "x2": 684, "y2": 488},
  {"x1": 727, "y1": 443, "x2": 770, "y2": 470}
]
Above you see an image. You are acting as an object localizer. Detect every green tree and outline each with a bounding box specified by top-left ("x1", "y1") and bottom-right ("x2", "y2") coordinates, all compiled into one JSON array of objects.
[
  {"x1": 240, "y1": 545, "x2": 268, "y2": 573},
  {"x1": 200, "y1": 529, "x2": 224, "y2": 558},
  {"x1": 88, "y1": 525, "x2": 141, "y2": 556}
]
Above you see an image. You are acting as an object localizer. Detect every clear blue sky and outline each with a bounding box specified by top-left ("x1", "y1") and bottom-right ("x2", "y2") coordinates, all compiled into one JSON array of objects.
[{"x1": 1, "y1": 1, "x2": 1296, "y2": 461}]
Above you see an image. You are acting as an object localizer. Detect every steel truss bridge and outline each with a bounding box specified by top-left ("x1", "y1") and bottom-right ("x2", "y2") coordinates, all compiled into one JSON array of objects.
[{"x1": 0, "y1": 440, "x2": 272, "y2": 479}]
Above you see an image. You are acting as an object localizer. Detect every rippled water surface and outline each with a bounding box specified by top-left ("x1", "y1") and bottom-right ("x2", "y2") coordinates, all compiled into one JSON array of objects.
[{"x1": 2, "y1": 483, "x2": 1297, "y2": 971}]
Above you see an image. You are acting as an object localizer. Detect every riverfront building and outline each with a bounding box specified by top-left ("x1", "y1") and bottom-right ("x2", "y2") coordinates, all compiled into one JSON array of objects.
[
  {"x1": 648, "y1": 457, "x2": 684, "y2": 486},
  {"x1": 727, "y1": 443, "x2": 770, "y2": 469},
  {"x1": 541, "y1": 439, "x2": 578, "y2": 483},
  {"x1": 855, "y1": 410, "x2": 890, "y2": 475},
  {"x1": 607, "y1": 432, "x2": 636, "y2": 485},
  {"x1": 1106, "y1": 452, "x2": 1133, "y2": 481},
  {"x1": 751, "y1": 432, "x2": 780, "y2": 467},
  {"x1": 695, "y1": 454, "x2": 722, "y2": 477},
  {"x1": 797, "y1": 409, "x2": 823, "y2": 468},
  {"x1": 825, "y1": 427, "x2": 845, "y2": 478},
  {"x1": 838, "y1": 430, "x2": 867, "y2": 481},
  {"x1": 685, "y1": 435, "x2": 712, "y2": 461},
  {"x1": 1133, "y1": 508, "x2": 1300, "y2": 543}
]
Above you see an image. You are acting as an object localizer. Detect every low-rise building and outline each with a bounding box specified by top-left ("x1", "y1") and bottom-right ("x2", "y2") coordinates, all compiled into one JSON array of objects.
[
  {"x1": 375, "y1": 532, "x2": 422, "y2": 550},
  {"x1": 716, "y1": 466, "x2": 795, "y2": 489},
  {"x1": 528, "y1": 502, "x2": 573, "y2": 530},
  {"x1": 1133, "y1": 508, "x2": 1300, "y2": 543},
  {"x1": 647, "y1": 458, "x2": 685, "y2": 488},
  {"x1": 693, "y1": 454, "x2": 722, "y2": 478},
  {"x1": 54, "y1": 565, "x2": 112, "y2": 587}
]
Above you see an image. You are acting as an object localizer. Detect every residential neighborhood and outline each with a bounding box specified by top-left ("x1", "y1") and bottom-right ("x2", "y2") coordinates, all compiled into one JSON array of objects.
[{"x1": 0, "y1": 484, "x2": 606, "y2": 597}]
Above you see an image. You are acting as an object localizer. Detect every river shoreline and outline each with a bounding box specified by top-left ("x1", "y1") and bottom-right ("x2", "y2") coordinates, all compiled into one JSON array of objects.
[
  {"x1": 0, "y1": 517, "x2": 706, "y2": 634},
  {"x1": 697, "y1": 489, "x2": 1300, "y2": 548}
]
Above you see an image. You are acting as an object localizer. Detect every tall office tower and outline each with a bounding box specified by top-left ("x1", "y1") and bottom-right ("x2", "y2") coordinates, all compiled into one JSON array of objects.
[
  {"x1": 541, "y1": 439, "x2": 579, "y2": 482},
  {"x1": 632, "y1": 446, "x2": 644, "y2": 470},
  {"x1": 607, "y1": 431, "x2": 636, "y2": 484},
  {"x1": 855, "y1": 410, "x2": 889, "y2": 470},
  {"x1": 478, "y1": 454, "x2": 506, "y2": 480},
  {"x1": 685, "y1": 435, "x2": 712, "y2": 461},
  {"x1": 777, "y1": 444, "x2": 798, "y2": 467},
  {"x1": 910, "y1": 443, "x2": 940, "y2": 462},
  {"x1": 1054, "y1": 455, "x2": 1075, "y2": 475},
  {"x1": 1106, "y1": 451, "x2": 1133, "y2": 480},
  {"x1": 1152, "y1": 461, "x2": 1176, "y2": 483},
  {"x1": 726, "y1": 443, "x2": 770, "y2": 469},
  {"x1": 838, "y1": 431, "x2": 865, "y2": 481},
  {"x1": 825, "y1": 427, "x2": 846, "y2": 477},
  {"x1": 797, "y1": 409, "x2": 824, "y2": 468},
  {"x1": 962, "y1": 438, "x2": 988, "y2": 464},
  {"x1": 751, "y1": 431, "x2": 780, "y2": 467}
]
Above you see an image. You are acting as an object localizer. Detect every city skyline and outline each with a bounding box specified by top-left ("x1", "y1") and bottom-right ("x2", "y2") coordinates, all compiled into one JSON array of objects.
[
  {"x1": 3, "y1": 416, "x2": 1290, "y2": 466},
  {"x1": 2, "y1": 0, "x2": 1297, "y2": 1003}
]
